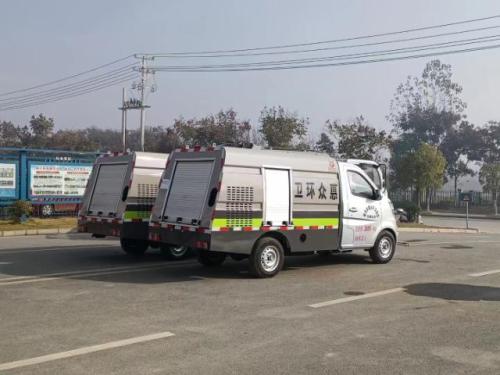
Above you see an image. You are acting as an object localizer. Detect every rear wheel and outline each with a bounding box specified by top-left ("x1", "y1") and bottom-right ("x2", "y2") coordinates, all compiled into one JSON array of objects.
[
  {"x1": 120, "y1": 238, "x2": 148, "y2": 256},
  {"x1": 198, "y1": 251, "x2": 226, "y2": 267},
  {"x1": 369, "y1": 231, "x2": 396, "y2": 264},
  {"x1": 160, "y1": 244, "x2": 191, "y2": 260},
  {"x1": 249, "y1": 237, "x2": 284, "y2": 278}
]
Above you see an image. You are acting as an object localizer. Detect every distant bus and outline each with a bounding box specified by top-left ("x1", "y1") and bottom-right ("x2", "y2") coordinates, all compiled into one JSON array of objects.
[{"x1": 0, "y1": 148, "x2": 98, "y2": 216}]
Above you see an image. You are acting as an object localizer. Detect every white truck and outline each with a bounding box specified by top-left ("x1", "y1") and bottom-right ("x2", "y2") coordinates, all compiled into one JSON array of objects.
[
  {"x1": 149, "y1": 146, "x2": 397, "y2": 277},
  {"x1": 78, "y1": 151, "x2": 191, "y2": 260}
]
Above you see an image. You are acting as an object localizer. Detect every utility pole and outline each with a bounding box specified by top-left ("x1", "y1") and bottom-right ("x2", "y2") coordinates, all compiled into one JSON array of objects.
[
  {"x1": 137, "y1": 56, "x2": 154, "y2": 151},
  {"x1": 120, "y1": 88, "x2": 127, "y2": 152}
]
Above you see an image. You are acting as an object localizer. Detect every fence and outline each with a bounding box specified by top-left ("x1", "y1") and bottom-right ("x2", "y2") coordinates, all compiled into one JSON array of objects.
[{"x1": 390, "y1": 189, "x2": 495, "y2": 210}]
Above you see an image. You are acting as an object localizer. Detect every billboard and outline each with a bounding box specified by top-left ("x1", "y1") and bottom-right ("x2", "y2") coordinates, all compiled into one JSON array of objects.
[
  {"x1": 30, "y1": 164, "x2": 92, "y2": 197},
  {"x1": 0, "y1": 163, "x2": 17, "y2": 198}
]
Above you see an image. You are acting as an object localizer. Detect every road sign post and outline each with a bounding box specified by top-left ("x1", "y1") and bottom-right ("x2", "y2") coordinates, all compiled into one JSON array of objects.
[{"x1": 459, "y1": 192, "x2": 472, "y2": 229}]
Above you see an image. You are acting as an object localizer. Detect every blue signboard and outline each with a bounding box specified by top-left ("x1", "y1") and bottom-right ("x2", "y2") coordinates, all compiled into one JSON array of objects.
[{"x1": 0, "y1": 162, "x2": 17, "y2": 198}]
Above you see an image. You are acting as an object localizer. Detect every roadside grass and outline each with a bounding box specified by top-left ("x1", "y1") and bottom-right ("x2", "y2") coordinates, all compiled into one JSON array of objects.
[{"x1": 0, "y1": 217, "x2": 77, "y2": 231}]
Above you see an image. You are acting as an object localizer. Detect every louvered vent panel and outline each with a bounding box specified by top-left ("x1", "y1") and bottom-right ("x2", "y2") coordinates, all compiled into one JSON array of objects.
[
  {"x1": 138, "y1": 183, "x2": 158, "y2": 208},
  {"x1": 226, "y1": 186, "x2": 254, "y2": 227}
]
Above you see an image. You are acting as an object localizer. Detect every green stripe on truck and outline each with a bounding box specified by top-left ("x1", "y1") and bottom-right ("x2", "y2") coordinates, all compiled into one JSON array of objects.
[
  {"x1": 211, "y1": 217, "x2": 339, "y2": 229},
  {"x1": 123, "y1": 211, "x2": 151, "y2": 220}
]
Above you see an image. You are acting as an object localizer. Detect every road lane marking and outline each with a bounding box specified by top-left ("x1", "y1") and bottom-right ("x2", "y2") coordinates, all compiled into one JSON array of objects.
[
  {"x1": 408, "y1": 240, "x2": 500, "y2": 247},
  {"x1": 0, "y1": 331, "x2": 175, "y2": 371},
  {"x1": 0, "y1": 245, "x2": 118, "y2": 255},
  {"x1": 309, "y1": 287, "x2": 404, "y2": 308},
  {"x1": 0, "y1": 261, "x2": 193, "y2": 286},
  {"x1": 189, "y1": 276, "x2": 205, "y2": 280},
  {"x1": 468, "y1": 269, "x2": 500, "y2": 277}
]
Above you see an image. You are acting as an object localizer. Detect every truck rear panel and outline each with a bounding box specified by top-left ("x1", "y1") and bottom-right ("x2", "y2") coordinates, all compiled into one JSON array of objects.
[{"x1": 79, "y1": 152, "x2": 168, "y2": 240}]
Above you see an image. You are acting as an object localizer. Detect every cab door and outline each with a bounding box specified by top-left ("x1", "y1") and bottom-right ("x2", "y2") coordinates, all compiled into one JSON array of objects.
[{"x1": 339, "y1": 163, "x2": 382, "y2": 249}]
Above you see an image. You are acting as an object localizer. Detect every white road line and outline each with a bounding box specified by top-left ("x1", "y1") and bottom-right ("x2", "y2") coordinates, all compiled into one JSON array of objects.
[
  {"x1": 0, "y1": 261, "x2": 192, "y2": 286},
  {"x1": 0, "y1": 245, "x2": 118, "y2": 255},
  {"x1": 309, "y1": 287, "x2": 404, "y2": 308},
  {"x1": 468, "y1": 269, "x2": 500, "y2": 277},
  {"x1": 409, "y1": 240, "x2": 500, "y2": 247},
  {"x1": 0, "y1": 331, "x2": 175, "y2": 371},
  {"x1": 189, "y1": 276, "x2": 205, "y2": 280}
]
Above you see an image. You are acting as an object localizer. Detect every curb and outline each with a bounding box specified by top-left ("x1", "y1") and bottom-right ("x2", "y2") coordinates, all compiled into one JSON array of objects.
[
  {"x1": 0, "y1": 227, "x2": 77, "y2": 237},
  {"x1": 422, "y1": 213, "x2": 500, "y2": 221},
  {"x1": 398, "y1": 227, "x2": 480, "y2": 234}
]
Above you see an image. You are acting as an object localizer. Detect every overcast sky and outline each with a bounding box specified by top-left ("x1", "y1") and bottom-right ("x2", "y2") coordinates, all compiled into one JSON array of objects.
[{"x1": 1, "y1": 0, "x2": 500, "y2": 138}]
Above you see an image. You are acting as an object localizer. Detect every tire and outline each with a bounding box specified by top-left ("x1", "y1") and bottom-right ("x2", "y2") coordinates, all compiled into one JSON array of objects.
[
  {"x1": 160, "y1": 244, "x2": 191, "y2": 261},
  {"x1": 198, "y1": 251, "x2": 226, "y2": 267},
  {"x1": 369, "y1": 230, "x2": 396, "y2": 264},
  {"x1": 248, "y1": 237, "x2": 285, "y2": 278},
  {"x1": 41, "y1": 204, "x2": 54, "y2": 217},
  {"x1": 120, "y1": 238, "x2": 148, "y2": 256}
]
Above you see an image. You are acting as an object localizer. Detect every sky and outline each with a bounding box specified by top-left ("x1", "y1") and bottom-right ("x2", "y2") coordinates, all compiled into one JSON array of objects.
[{"x1": 1, "y1": 0, "x2": 500, "y2": 139}]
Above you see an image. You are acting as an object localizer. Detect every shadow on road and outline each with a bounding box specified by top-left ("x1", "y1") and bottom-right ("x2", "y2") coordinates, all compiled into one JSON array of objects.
[
  {"x1": 0, "y1": 246, "x2": 376, "y2": 284},
  {"x1": 405, "y1": 283, "x2": 500, "y2": 302}
]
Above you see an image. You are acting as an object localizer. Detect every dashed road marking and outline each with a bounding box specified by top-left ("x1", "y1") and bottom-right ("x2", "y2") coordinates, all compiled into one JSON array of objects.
[
  {"x1": 468, "y1": 269, "x2": 500, "y2": 277},
  {"x1": 0, "y1": 331, "x2": 175, "y2": 371},
  {"x1": 0, "y1": 261, "x2": 193, "y2": 286},
  {"x1": 189, "y1": 275, "x2": 205, "y2": 280},
  {"x1": 309, "y1": 287, "x2": 404, "y2": 308}
]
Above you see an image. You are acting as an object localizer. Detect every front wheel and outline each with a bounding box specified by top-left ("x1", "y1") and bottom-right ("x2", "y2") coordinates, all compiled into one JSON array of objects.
[
  {"x1": 120, "y1": 238, "x2": 148, "y2": 256},
  {"x1": 249, "y1": 237, "x2": 285, "y2": 278},
  {"x1": 369, "y1": 231, "x2": 396, "y2": 264},
  {"x1": 160, "y1": 244, "x2": 191, "y2": 260}
]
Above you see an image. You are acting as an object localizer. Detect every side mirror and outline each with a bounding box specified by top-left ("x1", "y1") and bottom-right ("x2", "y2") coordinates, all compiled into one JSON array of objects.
[{"x1": 373, "y1": 189, "x2": 382, "y2": 201}]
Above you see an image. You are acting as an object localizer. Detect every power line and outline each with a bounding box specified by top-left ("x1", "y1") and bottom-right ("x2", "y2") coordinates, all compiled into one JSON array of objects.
[
  {"x1": 151, "y1": 43, "x2": 500, "y2": 72},
  {"x1": 137, "y1": 14, "x2": 500, "y2": 56},
  {"x1": 0, "y1": 55, "x2": 134, "y2": 97},
  {"x1": 0, "y1": 71, "x2": 137, "y2": 108},
  {"x1": 150, "y1": 34, "x2": 500, "y2": 71},
  {"x1": 0, "y1": 74, "x2": 138, "y2": 111},
  {"x1": 0, "y1": 63, "x2": 138, "y2": 104},
  {"x1": 147, "y1": 25, "x2": 500, "y2": 59}
]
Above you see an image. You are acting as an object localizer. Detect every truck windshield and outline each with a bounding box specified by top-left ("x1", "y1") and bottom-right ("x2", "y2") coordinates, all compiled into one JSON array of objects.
[{"x1": 359, "y1": 164, "x2": 382, "y2": 190}]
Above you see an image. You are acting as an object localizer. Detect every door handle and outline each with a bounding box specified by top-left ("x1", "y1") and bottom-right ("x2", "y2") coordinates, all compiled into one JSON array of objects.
[{"x1": 349, "y1": 207, "x2": 358, "y2": 213}]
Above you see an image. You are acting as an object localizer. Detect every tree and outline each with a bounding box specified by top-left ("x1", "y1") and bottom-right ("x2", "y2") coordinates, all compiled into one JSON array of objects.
[
  {"x1": 389, "y1": 60, "x2": 467, "y2": 191},
  {"x1": 259, "y1": 106, "x2": 307, "y2": 149},
  {"x1": 29, "y1": 114, "x2": 55, "y2": 148},
  {"x1": 326, "y1": 116, "x2": 389, "y2": 160},
  {"x1": 315, "y1": 132, "x2": 335, "y2": 155},
  {"x1": 440, "y1": 121, "x2": 482, "y2": 204},
  {"x1": 0, "y1": 121, "x2": 23, "y2": 147},
  {"x1": 174, "y1": 109, "x2": 251, "y2": 147},
  {"x1": 479, "y1": 163, "x2": 500, "y2": 215},
  {"x1": 413, "y1": 144, "x2": 447, "y2": 211}
]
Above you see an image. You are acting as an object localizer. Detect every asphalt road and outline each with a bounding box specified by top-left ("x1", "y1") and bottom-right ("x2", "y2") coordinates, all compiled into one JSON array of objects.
[
  {"x1": 0, "y1": 232, "x2": 499, "y2": 374},
  {"x1": 422, "y1": 216, "x2": 500, "y2": 234}
]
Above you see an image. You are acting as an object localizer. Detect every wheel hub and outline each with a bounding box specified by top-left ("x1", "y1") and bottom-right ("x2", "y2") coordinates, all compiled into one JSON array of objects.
[
  {"x1": 379, "y1": 238, "x2": 392, "y2": 258},
  {"x1": 260, "y1": 246, "x2": 279, "y2": 272}
]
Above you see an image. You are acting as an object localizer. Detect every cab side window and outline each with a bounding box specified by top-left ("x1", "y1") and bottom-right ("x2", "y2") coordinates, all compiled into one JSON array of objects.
[{"x1": 348, "y1": 171, "x2": 374, "y2": 199}]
